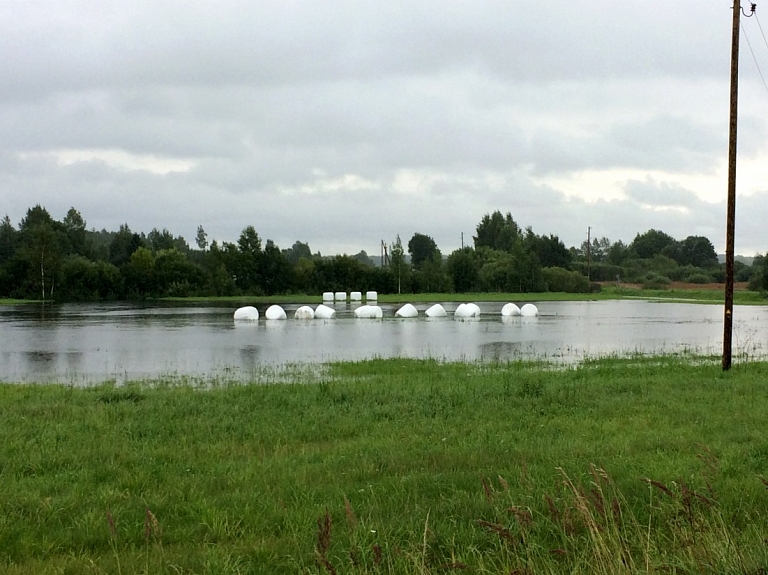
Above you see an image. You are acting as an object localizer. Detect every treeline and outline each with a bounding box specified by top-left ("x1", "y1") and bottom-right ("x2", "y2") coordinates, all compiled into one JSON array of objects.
[{"x1": 0, "y1": 205, "x2": 761, "y2": 302}]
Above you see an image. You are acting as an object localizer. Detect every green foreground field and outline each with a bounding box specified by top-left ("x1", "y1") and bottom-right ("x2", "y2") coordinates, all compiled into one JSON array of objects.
[{"x1": 3, "y1": 356, "x2": 768, "y2": 574}]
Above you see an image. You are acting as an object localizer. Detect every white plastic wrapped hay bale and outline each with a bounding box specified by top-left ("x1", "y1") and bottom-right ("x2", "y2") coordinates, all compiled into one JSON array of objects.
[
  {"x1": 366, "y1": 291, "x2": 378, "y2": 301},
  {"x1": 454, "y1": 303, "x2": 480, "y2": 319},
  {"x1": 350, "y1": 291, "x2": 362, "y2": 301},
  {"x1": 265, "y1": 305, "x2": 287, "y2": 320},
  {"x1": 395, "y1": 303, "x2": 418, "y2": 318},
  {"x1": 335, "y1": 291, "x2": 347, "y2": 301},
  {"x1": 501, "y1": 303, "x2": 521, "y2": 316},
  {"x1": 322, "y1": 291, "x2": 334, "y2": 301},
  {"x1": 354, "y1": 305, "x2": 383, "y2": 319},
  {"x1": 294, "y1": 306, "x2": 315, "y2": 320},
  {"x1": 454, "y1": 303, "x2": 471, "y2": 318},
  {"x1": 233, "y1": 306, "x2": 259, "y2": 321},
  {"x1": 425, "y1": 303, "x2": 447, "y2": 317},
  {"x1": 314, "y1": 304, "x2": 337, "y2": 319},
  {"x1": 520, "y1": 303, "x2": 539, "y2": 317}
]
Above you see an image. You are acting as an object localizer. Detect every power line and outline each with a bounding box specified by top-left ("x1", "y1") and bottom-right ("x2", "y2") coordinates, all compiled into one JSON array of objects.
[
  {"x1": 755, "y1": 12, "x2": 768, "y2": 51},
  {"x1": 741, "y1": 20, "x2": 768, "y2": 98}
]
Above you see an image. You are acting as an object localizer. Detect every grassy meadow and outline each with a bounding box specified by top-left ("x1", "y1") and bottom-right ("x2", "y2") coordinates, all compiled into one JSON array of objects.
[
  {"x1": 160, "y1": 285, "x2": 767, "y2": 306},
  {"x1": 2, "y1": 356, "x2": 768, "y2": 574}
]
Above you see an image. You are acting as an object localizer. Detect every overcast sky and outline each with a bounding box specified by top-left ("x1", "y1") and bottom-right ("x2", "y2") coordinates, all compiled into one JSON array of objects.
[{"x1": 2, "y1": 1, "x2": 768, "y2": 257}]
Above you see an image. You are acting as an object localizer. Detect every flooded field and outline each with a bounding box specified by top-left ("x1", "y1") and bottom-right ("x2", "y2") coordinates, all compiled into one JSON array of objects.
[{"x1": 1, "y1": 299, "x2": 765, "y2": 383}]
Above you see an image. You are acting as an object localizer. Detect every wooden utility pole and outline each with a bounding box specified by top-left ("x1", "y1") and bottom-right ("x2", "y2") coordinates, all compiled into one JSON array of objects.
[{"x1": 723, "y1": 0, "x2": 742, "y2": 370}]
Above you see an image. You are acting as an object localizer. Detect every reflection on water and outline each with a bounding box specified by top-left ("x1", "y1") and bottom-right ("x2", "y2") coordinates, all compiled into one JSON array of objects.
[{"x1": 0, "y1": 300, "x2": 766, "y2": 384}]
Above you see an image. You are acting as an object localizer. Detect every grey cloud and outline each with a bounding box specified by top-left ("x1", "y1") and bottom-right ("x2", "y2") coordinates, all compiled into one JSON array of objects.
[
  {"x1": 624, "y1": 178, "x2": 702, "y2": 209},
  {"x1": 0, "y1": 1, "x2": 765, "y2": 260},
  {"x1": 528, "y1": 114, "x2": 726, "y2": 176},
  {"x1": 0, "y1": 1, "x2": 729, "y2": 104},
  {"x1": 0, "y1": 154, "x2": 758, "y2": 256}
]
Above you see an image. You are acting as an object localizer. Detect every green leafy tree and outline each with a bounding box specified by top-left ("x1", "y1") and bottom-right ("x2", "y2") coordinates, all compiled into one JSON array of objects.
[
  {"x1": 91, "y1": 260, "x2": 124, "y2": 300},
  {"x1": 62, "y1": 207, "x2": 87, "y2": 257},
  {"x1": 541, "y1": 266, "x2": 590, "y2": 293},
  {"x1": 389, "y1": 235, "x2": 410, "y2": 294},
  {"x1": 60, "y1": 256, "x2": 123, "y2": 301},
  {"x1": 208, "y1": 264, "x2": 237, "y2": 296},
  {"x1": 195, "y1": 225, "x2": 208, "y2": 251},
  {"x1": 630, "y1": 229, "x2": 676, "y2": 259},
  {"x1": 213, "y1": 241, "x2": 243, "y2": 293},
  {"x1": 607, "y1": 240, "x2": 629, "y2": 265},
  {"x1": 236, "y1": 226, "x2": 262, "y2": 292},
  {"x1": 109, "y1": 224, "x2": 144, "y2": 267},
  {"x1": 447, "y1": 247, "x2": 479, "y2": 293},
  {"x1": 580, "y1": 237, "x2": 611, "y2": 262},
  {"x1": 260, "y1": 240, "x2": 291, "y2": 295},
  {"x1": 124, "y1": 247, "x2": 156, "y2": 298},
  {"x1": 352, "y1": 250, "x2": 374, "y2": 266},
  {"x1": 407, "y1": 233, "x2": 440, "y2": 270},
  {"x1": 474, "y1": 211, "x2": 520, "y2": 252},
  {"x1": 664, "y1": 236, "x2": 718, "y2": 268},
  {"x1": 414, "y1": 253, "x2": 450, "y2": 293},
  {"x1": 153, "y1": 248, "x2": 204, "y2": 297},
  {"x1": 532, "y1": 233, "x2": 571, "y2": 269},
  {"x1": 313, "y1": 255, "x2": 374, "y2": 292},
  {"x1": 17, "y1": 206, "x2": 67, "y2": 300},
  {"x1": 749, "y1": 255, "x2": 767, "y2": 291},
  {"x1": 477, "y1": 248, "x2": 515, "y2": 292},
  {"x1": 147, "y1": 228, "x2": 176, "y2": 252},
  {"x1": 19, "y1": 205, "x2": 54, "y2": 231},
  {"x1": 283, "y1": 241, "x2": 312, "y2": 265},
  {"x1": 292, "y1": 257, "x2": 315, "y2": 293},
  {"x1": 0, "y1": 214, "x2": 16, "y2": 264}
]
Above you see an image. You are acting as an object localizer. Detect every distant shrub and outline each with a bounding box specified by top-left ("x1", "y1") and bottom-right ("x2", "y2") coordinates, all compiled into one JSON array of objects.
[
  {"x1": 736, "y1": 265, "x2": 754, "y2": 282},
  {"x1": 667, "y1": 265, "x2": 715, "y2": 282},
  {"x1": 590, "y1": 282, "x2": 602, "y2": 293},
  {"x1": 542, "y1": 267, "x2": 590, "y2": 293},
  {"x1": 642, "y1": 273, "x2": 672, "y2": 290},
  {"x1": 710, "y1": 268, "x2": 726, "y2": 283},
  {"x1": 748, "y1": 273, "x2": 764, "y2": 292},
  {"x1": 570, "y1": 262, "x2": 622, "y2": 282},
  {"x1": 685, "y1": 273, "x2": 713, "y2": 284}
]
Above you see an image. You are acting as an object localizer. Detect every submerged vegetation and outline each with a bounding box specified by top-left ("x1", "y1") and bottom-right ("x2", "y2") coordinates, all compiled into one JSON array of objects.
[
  {"x1": 3, "y1": 204, "x2": 766, "y2": 303},
  {"x1": 2, "y1": 355, "x2": 768, "y2": 573}
]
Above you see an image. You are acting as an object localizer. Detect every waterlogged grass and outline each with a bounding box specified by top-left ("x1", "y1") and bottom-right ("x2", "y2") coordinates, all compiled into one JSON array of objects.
[
  {"x1": 611, "y1": 286, "x2": 767, "y2": 305},
  {"x1": 158, "y1": 292, "x2": 608, "y2": 305},
  {"x1": 161, "y1": 287, "x2": 767, "y2": 306},
  {"x1": 2, "y1": 356, "x2": 768, "y2": 573},
  {"x1": 375, "y1": 292, "x2": 605, "y2": 303},
  {"x1": 160, "y1": 294, "x2": 324, "y2": 305}
]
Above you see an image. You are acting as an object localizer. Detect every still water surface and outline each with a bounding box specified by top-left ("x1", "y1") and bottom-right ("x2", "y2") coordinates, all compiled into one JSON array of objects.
[{"x1": 1, "y1": 300, "x2": 767, "y2": 383}]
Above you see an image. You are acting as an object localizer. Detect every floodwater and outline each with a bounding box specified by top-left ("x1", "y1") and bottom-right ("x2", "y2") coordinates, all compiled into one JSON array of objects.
[{"x1": 1, "y1": 300, "x2": 766, "y2": 384}]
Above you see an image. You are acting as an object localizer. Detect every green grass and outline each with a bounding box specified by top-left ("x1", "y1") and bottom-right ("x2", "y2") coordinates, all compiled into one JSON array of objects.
[
  {"x1": 3, "y1": 356, "x2": 768, "y2": 573},
  {"x1": 608, "y1": 286, "x2": 767, "y2": 305},
  {"x1": 6, "y1": 287, "x2": 765, "y2": 307},
  {"x1": 374, "y1": 292, "x2": 607, "y2": 303},
  {"x1": 160, "y1": 292, "x2": 609, "y2": 304},
  {"x1": 160, "y1": 287, "x2": 767, "y2": 306},
  {"x1": 0, "y1": 298, "x2": 38, "y2": 305}
]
